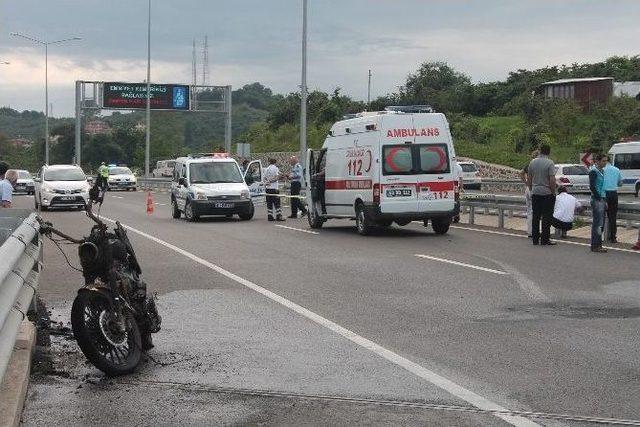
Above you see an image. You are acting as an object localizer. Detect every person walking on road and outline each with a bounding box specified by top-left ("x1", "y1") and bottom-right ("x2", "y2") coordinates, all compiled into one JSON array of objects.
[
  {"x1": 452, "y1": 161, "x2": 463, "y2": 223},
  {"x1": 526, "y1": 144, "x2": 557, "y2": 245},
  {"x1": 552, "y1": 186, "x2": 582, "y2": 238},
  {"x1": 263, "y1": 158, "x2": 285, "y2": 222},
  {"x1": 520, "y1": 150, "x2": 539, "y2": 238},
  {"x1": 589, "y1": 154, "x2": 608, "y2": 253},
  {"x1": 603, "y1": 159, "x2": 623, "y2": 243},
  {"x1": 0, "y1": 168, "x2": 18, "y2": 208},
  {"x1": 287, "y1": 156, "x2": 307, "y2": 218},
  {"x1": 97, "y1": 162, "x2": 109, "y2": 191}
]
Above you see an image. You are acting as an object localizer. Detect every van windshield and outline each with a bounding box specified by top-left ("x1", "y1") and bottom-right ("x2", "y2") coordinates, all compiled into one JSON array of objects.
[
  {"x1": 189, "y1": 162, "x2": 243, "y2": 184},
  {"x1": 383, "y1": 144, "x2": 450, "y2": 175}
]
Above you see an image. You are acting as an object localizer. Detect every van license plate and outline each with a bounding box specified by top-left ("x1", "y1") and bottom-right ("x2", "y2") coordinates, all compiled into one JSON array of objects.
[
  {"x1": 214, "y1": 202, "x2": 234, "y2": 209},
  {"x1": 385, "y1": 189, "x2": 412, "y2": 197}
]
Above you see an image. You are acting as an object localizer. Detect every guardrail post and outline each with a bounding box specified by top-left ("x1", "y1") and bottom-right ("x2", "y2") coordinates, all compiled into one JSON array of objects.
[
  {"x1": 469, "y1": 206, "x2": 475, "y2": 225},
  {"x1": 498, "y1": 208, "x2": 504, "y2": 229}
]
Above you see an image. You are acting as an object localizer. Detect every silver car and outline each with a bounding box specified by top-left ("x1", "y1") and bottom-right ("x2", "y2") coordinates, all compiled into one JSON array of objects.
[
  {"x1": 9, "y1": 169, "x2": 35, "y2": 195},
  {"x1": 555, "y1": 164, "x2": 590, "y2": 193}
]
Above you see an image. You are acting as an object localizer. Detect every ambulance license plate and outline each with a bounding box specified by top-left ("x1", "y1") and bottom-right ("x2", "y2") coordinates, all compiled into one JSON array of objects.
[
  {"x1": 214, "y1": 202, "x2": 234, "y2": 209},
  {"x1": 385, "y1": 189, "x2": 412, "y2": 197}
]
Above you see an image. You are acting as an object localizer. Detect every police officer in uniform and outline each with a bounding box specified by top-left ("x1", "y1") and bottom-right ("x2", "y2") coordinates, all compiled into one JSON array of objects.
[
  {"x1": 97, "y1": 162, "x2": 109, "y2": 191},
  {"x1": 263, "y1": 158, "x2": 285, "y2": 221}
]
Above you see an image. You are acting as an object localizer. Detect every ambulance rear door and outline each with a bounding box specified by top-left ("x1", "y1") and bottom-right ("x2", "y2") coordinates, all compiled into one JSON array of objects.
[
  {"x1": 412, "y1": 114, "x2": 456, "y2": 213},
  {"x1": 379, "y1": 115, "x2": 419, "y2": 214}
]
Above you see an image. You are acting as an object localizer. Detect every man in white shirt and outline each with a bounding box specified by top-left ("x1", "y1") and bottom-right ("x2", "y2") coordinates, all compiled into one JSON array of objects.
[
  {"x1": 263, "y1": 158, "x2": 285, "y2": 222},
  {"x1": 552, "y1": 186, "x2": 582, "y2": 238},
  {"x1": 0, "y1": 164, "x2": 17, "y2": 208}
]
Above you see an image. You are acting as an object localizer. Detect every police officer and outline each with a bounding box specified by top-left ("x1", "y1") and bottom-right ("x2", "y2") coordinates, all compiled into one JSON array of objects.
[
  {"x1": 288, "y1": 156, "x2": 307, "y2": 218},
  {"x1": 97, "y1": 162, "x2": 109, "y2": 191},
  {"x1": 263, "y1": 158, "x2": 285, "y2": 221}
]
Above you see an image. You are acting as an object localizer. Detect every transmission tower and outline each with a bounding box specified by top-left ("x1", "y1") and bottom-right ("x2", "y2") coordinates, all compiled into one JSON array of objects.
[
  {"x1": 201, "y1": 34, "x2": 209, "y2": 86},
  {"x1": 191, "y1": 38, "x2": 197, "y2": 86}
]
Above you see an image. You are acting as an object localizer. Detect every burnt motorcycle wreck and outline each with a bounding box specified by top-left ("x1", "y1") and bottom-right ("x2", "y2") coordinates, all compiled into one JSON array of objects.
[{"x1": 39, "y1": 183, "x2": 161, "y2": 376}]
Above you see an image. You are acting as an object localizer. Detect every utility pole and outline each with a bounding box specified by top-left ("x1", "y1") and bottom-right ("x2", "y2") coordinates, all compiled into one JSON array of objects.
[
  {"x1": 191, "y1": 38, "x2": 197, "y2": 87},
  {"x1": 201, "y1": 34, "x2": 209, "y2": 86},
  {"x1": 145, "y1": 0, "x2": 152, "y2": 176},
  {"x1": 300, "y1": 0, "x2": 308, "y2": 169},
  {"x1": 367, "y1": 69, "x2": 372, "y2": 108}
]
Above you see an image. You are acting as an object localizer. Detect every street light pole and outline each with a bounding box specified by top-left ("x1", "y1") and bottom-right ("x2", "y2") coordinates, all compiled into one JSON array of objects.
[
  {"x1": 45, "y1": 44, "x2": 49, "y2": 164},
  {"x1": 145, "y1": 0, "x2": 152, "y2": 177},
  {"x1": 300, "y1": 0, "x2": 308, "y2": 169},
  {"x1": 10, "y1": 33, "x2": 80, "y2": 165}
]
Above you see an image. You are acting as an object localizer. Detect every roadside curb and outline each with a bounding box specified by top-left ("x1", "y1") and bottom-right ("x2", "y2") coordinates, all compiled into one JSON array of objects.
[{"x1": 0, "y1": 320, "x2": 36, "y2": 427}]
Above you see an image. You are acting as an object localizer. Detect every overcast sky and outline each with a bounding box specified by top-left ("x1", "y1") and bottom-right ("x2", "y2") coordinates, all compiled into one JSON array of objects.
[{"x1": 1, "y1": 0, "x2": 639, "y2": 117}]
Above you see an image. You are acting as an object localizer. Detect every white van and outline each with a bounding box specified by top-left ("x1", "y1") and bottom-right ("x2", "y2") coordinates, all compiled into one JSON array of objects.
[
  {"x1": 608, "y1": 141, "x2": 640, "y2": 197},
  {"x1": 152, "y1": 160, "x2": 176, "y2": 178},
  {"x1": 305, "y1": 110, "x2": 460, "y2": 235},
  {"x1": 170, "y1": 153, "x2": 264, "y2": 221}
]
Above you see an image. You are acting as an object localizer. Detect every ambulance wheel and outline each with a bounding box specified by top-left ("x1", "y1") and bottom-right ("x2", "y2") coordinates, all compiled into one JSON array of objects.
[
  {"x1": 171, "y1": 198, "x2": 181, "y2": 219},
  {"x1": 184, "y1": 201, "x2": 199, "y2": 222},
  {"x1": 355, "y1": 204, "x2": 373, "y2": 236},
  {"x1": 308, "y1": 207, "x2": 324, "y2": 229},
  {"x1": 431, "y1": 217, "x2": 450, "y2": 235}
]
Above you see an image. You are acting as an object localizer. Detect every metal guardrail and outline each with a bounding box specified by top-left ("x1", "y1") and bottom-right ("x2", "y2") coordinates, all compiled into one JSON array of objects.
[
  {"x1": 138, "y1": 177, "x2": 173, "y2": 191},
  {"x1": 0, "y1": 210, "x2": 42, "y2": 383},
  {"x1": 460, "y1": 194, "x2": 640, "y2": 235}
]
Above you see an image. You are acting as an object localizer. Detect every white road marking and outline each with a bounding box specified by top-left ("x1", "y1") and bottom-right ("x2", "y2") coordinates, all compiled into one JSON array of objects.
[
  {"x1": 436, "y1": 224, "x2": 638, "y2": 255},
  {"x1": 275, "y1": 225, "x2": 319, "y2": 235},
  {"x1": 100, "y1": 215, "x2": 539, "y2": 427},
  {"x1": 414, "y1": 254, "x2": 508, "y2": 275},
  {"x1": 479, "y1": 257, "x2": 549, "y2": 302},
  {"x1": 111, "y1": 195, "x2": 124, "y2": 199},
  {"x1": 156, "y1": 203, "x2": 167, "y2": 206}
]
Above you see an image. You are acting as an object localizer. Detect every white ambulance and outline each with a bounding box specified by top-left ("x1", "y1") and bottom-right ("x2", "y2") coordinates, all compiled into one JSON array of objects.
[{"x1": 305, "y1": 110, "x2": 460, "y2": 235}]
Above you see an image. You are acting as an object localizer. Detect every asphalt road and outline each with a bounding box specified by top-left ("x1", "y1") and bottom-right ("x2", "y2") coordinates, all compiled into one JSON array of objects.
[{"x1": 13, "y1": 191, "x2": 640, "y2": 427}]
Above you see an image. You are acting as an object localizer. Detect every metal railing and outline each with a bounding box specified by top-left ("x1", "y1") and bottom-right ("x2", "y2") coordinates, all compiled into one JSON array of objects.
[
  {"x1": 460, "y1": 194, "x2": 640, "y2": 235},
  {"x1": 138, "y1": 177, "x2": 172, "y2": 191},
  {"x1": 0, "y1": 210, "x2": 42, "y2": 383}
]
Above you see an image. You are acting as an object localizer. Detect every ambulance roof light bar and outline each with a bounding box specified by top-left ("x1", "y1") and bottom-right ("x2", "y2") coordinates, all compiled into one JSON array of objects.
[{"x1": 384, "y1": 105, "x2": 434, "y2": 113}]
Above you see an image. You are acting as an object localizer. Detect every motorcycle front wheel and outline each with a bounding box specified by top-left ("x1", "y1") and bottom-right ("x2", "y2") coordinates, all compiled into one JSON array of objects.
[{"x1": 71, "y1": 290, "x2": 142, "y2": 376}]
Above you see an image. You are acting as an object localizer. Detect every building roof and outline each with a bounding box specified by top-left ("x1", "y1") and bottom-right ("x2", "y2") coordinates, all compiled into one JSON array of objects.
[
  {"x1": 613, "y1": 81, "x2": 640, "y2": 98},
  {"x1": 541, "y1": 77, "x2": 614, "y2": 86}
]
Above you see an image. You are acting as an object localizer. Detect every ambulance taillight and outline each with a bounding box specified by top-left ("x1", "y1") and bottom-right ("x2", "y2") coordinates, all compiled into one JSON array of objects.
[{"x1": 373, "y1": 183, "x2": 381, "y2": 204}]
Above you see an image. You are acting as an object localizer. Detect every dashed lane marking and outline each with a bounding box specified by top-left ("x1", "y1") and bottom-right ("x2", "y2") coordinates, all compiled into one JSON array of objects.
[
  {"x1": 275, "y1": 225, "x2": 319, "y2": 235},
  {"x1": 414, "y1": 254, "x2": 508, "y2": 275},
  {"x1": 100, "y1": 214, "x2": 540, "y2": 427}
]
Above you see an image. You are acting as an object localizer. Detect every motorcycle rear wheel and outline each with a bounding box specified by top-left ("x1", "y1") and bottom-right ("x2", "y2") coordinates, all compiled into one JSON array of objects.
[{"x1": 71, "y1": 291, "x2": 142, "y2": 376}]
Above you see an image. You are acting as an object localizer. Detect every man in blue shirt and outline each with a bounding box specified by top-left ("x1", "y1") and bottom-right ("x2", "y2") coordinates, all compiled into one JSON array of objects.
[
  {"x1": 603, "y1": 160, "x2": 623, "y2": 243},
  {"x1": 589, "y1": 154, "x2": 608, "y2": 253},
  {"x1": 0, "y1": 165, "x2": 17, "y2": 208},
  {"x1": 287, "y1": 156, "x2": 307, "y2": 218}
]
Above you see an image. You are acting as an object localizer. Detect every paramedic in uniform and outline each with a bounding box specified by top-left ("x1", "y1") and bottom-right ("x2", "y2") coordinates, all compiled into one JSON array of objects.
[
  {"x1": 288, "y1": 156, "x2": 307, "y2": 218},
  {"x1": 263, "y1": 158, "x2": 285, "y2": 222}
]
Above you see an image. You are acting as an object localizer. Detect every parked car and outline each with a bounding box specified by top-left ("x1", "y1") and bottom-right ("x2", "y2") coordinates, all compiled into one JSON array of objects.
[
  {"x1": 107, "y1": 166, "x2": 137, "y2": 191},
  {"x1": 152, "y1": 160, "x2": 176, "y2": 178},
  {"x1": 8, "y1": 169, "x2": 35, "y2": 194},
  {"x1": 457, "y1": 161, "x2": 482, "y2": 190},
  {"x1": 34, "y1": 164, "x2": 91, "y2": 211},
  {"x1": 554, "y1": 163, "x2": 590, "y2": 193}
]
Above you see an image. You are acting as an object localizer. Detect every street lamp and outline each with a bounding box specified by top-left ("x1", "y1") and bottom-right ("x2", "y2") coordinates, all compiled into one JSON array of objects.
[{"x1": 10, "y1": 32, "x2": 81, "y2": 165}]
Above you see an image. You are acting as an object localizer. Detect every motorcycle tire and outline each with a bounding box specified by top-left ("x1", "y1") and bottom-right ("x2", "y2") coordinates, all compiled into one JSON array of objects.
[{"x1": 71, "y1": 291, "x2": 142, "y2": 376}]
